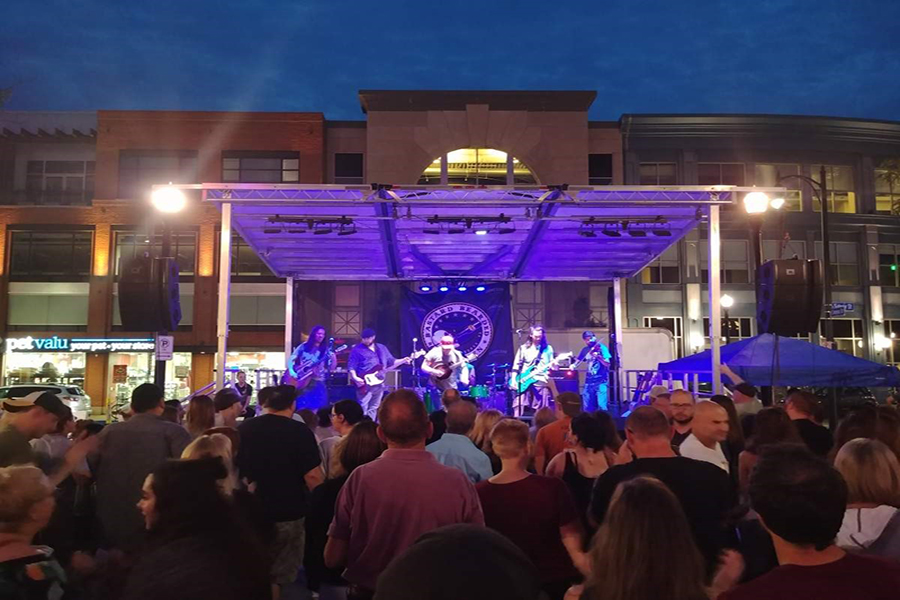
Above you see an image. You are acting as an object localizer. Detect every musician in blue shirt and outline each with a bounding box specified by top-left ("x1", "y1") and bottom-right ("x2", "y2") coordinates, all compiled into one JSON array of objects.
[
  {"x1": 572, "y1": 330, "x2": 611, "y2": 411},
  {"x1": 289, "y1": 325, "x2": 337, "y2": 410},
  {"x1": 348, "y1": 328, "x2": 409, "y2": 420}
]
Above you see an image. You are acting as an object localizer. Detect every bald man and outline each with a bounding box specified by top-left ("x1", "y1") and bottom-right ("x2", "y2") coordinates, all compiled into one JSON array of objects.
[{"x1": 678, "y1": 400, "x2": 730, "y2": 473}]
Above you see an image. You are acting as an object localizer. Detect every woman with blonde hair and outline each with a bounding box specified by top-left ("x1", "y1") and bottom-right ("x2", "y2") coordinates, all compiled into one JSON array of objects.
[
  {"x1": 834, "y1": 438, "x2": 900, "y2": 558},
  {"x1": 184, "y1": 395, "x2": 216, "y2": 439},
  {"x1": 470, "y1": 409, "x2": 503, "y2": 474},
  {"x1": 182, "y1": 433, "x2": 237, "y2": 495}
]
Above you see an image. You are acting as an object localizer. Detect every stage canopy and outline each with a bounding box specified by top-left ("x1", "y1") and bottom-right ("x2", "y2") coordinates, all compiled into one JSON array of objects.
[{"x1": 199, "y1": 184, "x2": 748, "y2": 281}]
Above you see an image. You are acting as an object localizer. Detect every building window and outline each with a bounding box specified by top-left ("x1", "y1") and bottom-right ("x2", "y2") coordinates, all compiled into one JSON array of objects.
[
  {"x1": 512, "y1": 282, "x2": 544, "y2": 331},
  {"x1": 639, "y1": 163, "x2": 676, "y2": 185},
  {"x1": 333, "y1": 284, "x2": 361, "y2": 337},
  {"x1": 420, "y1": 149, "x2": 537, "y2": 185},
  {"x1": 118, "y1": 151, "x2": 198, "y2": 199},
  {"x1": 879, "y1": 244, "x2": 900, "y2": 287},
  {"x1": 811, "y1": 165, "x2": 856, "y2": 213},
  {"x1": 883, "y1": 321, "x2": 900, "y2": 366},
  {"x1": 821, "y1": 319, "x2": 864, "y2": 357},
  {"x1": 703, "y1": 316, "x2": 754, "y2": 346},
  {"x1": 700, "y1": 240, "x2": 751, "y2": 284},
  {"x1": 762, "y1": 239, "x2": 806, "y2": 262},
  {"x1": 8, "y1": 231, "x2": 92, "y2": 281},
  {"x1": 589, "y1": 154, "x2": 613, "y2": 185},
  {"x1": 875, "y1": 167, "x2": 900, "y2": 215},
  {"x1": 222, "y1": 151, "x2": 299, "y2": 183},
  {"x1": 814, "y1": 241, "x2": 859, "y2": 286},
  {"x1": 643, "y1": 316, "x2": 684, "y2": 357},
  {"x1": 231, "y1": 235, "x2": 273, "y2": 277},
  {"x1": 698, "y1": 163, "x2": 745, "y2": 186},
  {"x1": 640, "y1": 245, "x2": 680, "y2": 284},
  {"x1": 24, "y1": 161, "x2": 95, "y2": 206},
  {"x1": 114, "y1": 231, "x2": 197, "y2": 277},
  {"x1": 334, "y1": 153, "x2": 364, "y2": 184},
  {"x1": 755, "y1": 164, "x2": 802, "y2": 211}
]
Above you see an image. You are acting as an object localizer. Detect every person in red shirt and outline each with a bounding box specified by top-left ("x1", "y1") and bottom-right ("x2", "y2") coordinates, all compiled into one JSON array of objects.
[
  {"x1": 477, "y1": 418, "x2": 586, "y2": 600},
  {"x1": 719, "y1": 444, "x2": 900, "y2": 600},
  {"x1": 534, "y1": 392, "x2": 582, "y2": 474}
]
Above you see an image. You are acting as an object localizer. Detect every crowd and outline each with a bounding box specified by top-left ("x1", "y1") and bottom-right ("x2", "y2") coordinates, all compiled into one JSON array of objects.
[{"x1": 1, "y1": 380, "x2": 900, "y2": 600}]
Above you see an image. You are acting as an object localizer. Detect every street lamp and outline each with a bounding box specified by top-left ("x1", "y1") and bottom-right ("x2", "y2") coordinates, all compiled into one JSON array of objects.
[
  {"x1": 150, "y1": 184, "x2": 188, "y2": 394},
  {"x1": 742, "y1": 190, "x2": 784, "y2": 296},
  {"x1": 721, "y1": 294, "x2": 734, "y2": 341}
]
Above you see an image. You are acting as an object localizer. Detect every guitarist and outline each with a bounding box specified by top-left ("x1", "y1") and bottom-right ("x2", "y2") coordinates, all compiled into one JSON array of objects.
[
  {"x1": 289, "y1": 325, "x2": 337, "y2": 410},
  {"x1": 510, "y1": 325, "x2": 554, "y2": 417},
  {"x1": 571, "y1": 330, "x2": 611, "y2": 411},
  {"x1": 421, "y1": 334, "x2": 470, "y2": 398},
  {"x1": 348, "y1": 328, "x2": 407, "y2": 420}
]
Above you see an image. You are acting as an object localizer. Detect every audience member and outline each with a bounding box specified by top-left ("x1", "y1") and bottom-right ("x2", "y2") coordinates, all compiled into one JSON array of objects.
[
  {"x1": 426, "y1": 389, "x2": 462, "y2": 445},
  {"x1": 834, "y1": 438, "x2": 900, "y2": 559},
  {"x1": 669, "y1": 389, "x2": 695, "y2": 446},
  {"x1": 590, "y1": 406, "x2": 734, "y2": 571},
  {"x1": 720, "y1": 364, "x2": 763, "y2": 418},
  {"x1": 163, "y1": 399, "x2": 183, "y2": 424},
  {"x1": 184, "y1": 395, "x2": 215, "y2": 439},
  {"x1": 124, "y1": 457, "x2": 271, "y2": 600},
  {"x1": 314, "y1": 406, "x2": 337, "y2": 442},
  {"x1": 440, "y1": 388, "x2": 462, "y2": 409},
  {"x1": 535, "y1": 392, "x2": 582, "y2": 475},
  {"x1": 720, "y1": 444, "x2": 900, "y2": 600},
  {"x1": 577, "y1": 476, "x2": 742, "y2": 600},
  {"x1": 469, "y1": 409, "x2": 503, "y2": 474},
  {"x1": 546, "y1": 413, "x2": 612, "y2": 535},
  {"x1": 306, "y1": 420, "x2": 385, "y2": 600},
  {"x1": 592, "y1": 410, "x2": 623, "y2": 453},
  {"x1": 324, "y1": 389, "x2": 483, "y2": 597},
  {"x1": 298, "y1": 408, "x2": 317, "y2": 429},
  {"x1": 477, "y1": 419, "x2": 585, "y2": 600},
  {"x1": 426, "y1": 402, "x2": 492, "y2": 483},
  {"x1": 321, "y1": 399, "x2": 365, "y2": 478},
  {"x1": 679, "y1": 400, "x2": 732, "y2": 474},
  {"x1": 649, "y1": 391, "x2": 672, "y2": 420},
  {"x1": 0, "y1": 465, "x2": 65, "y2": 599},
  {"x1": 236, "y1": 385, "x2": 323, "y2": 593},
  {"x1": 213, "y1": 389, "x2": 242, "y2": 429},
  {"x1": 710, "y1": 394, "x2": 746, "y2": 456},
  {"x1": 784, "y1": 390, "x2": 833, "y2": 457},
  {"x1": 233, "y1": 370, "x2": 255, "y2": 418},
  {"x1": 182, "y1": 433, "x2": 238, "y2": 494},
  {"x1": 203, "y1": 426, "x2": 241, "y2": 456},
  {"x1": 530, "y1": 406, "x2": 558, "y2": 442},
  {"x1": 739, "y1": 407, "x2": 802, "y2": 491},
  {"x1": 30, "y1": 405, "x2": 75, "y2": 462},
  {"x1": 161, "y1": 404, "x2": 179, "y2": 424},
  {"x1": 375, "y1": 525, "x2": 543, "y2": 600},
  {"x1": 90, "y1": 383, "x2": 191, "y2": 550},
  {"x1": 833, "y1": 405, "x2": 900, "y2": 461}
]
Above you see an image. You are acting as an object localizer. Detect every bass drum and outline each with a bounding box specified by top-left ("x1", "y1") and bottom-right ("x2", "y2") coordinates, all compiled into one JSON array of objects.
[{"x1": 469, "y1": 385, "x2": 489, "y2": 400}]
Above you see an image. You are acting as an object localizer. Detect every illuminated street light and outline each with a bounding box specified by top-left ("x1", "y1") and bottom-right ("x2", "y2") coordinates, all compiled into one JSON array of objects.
[
  {"x1": 151, "y1": 184, "x2": 187, "y2": 213},
  {"x1": 743, "y1": 191, "x2": 770, "y2": 214},
  {"x1": 720, "y1": 294, "x2": 735, "y2": 309},
  {"x1": 769, "y1": 197, "x2": 786, "y2": 210}
]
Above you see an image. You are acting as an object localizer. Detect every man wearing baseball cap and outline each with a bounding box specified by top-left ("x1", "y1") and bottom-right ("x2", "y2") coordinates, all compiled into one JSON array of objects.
[{"x1": 0, "y1": 391, "x2": 96, "y2": 484}]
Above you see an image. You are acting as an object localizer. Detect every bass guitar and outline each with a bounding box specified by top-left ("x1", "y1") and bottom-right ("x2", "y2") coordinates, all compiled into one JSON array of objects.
[
  {"x1": 512, "y1": 352, "x2": 573, "y2": 395},
  {"x1": 356, "y1": 349, "x2": 426, "y2": 394},
  {"x1": 282, "y1": 344, "x2": 348, "y2": 389}
]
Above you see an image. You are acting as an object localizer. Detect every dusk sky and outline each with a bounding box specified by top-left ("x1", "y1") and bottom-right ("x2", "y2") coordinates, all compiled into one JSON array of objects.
[{"x1": 2, "y1": 0, "x2": 899, "y2": 121}]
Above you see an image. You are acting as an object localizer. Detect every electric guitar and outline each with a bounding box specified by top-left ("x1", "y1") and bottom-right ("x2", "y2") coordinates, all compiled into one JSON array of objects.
[
  {"x1": 512, "y1": 352, "x2": 573, "y2": 395},
  {"x1": 428, "y1": 352, "x2": 477, "y2": 383},
  {"x1": 282, "y1": 344, "x2": 348, "y2": 389},
  {"x1": 356, "y1": 349, "x2": 426, "y2": 394}
]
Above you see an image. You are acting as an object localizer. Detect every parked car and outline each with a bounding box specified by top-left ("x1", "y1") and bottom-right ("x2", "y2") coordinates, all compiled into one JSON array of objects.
[{"x1": 0, "y1": 384, "x2": 91, "y2": 420}]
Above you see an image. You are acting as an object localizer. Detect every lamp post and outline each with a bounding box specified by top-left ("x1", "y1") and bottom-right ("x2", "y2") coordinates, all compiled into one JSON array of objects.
[
  {"x1": 150, "y1": 185, "x2": 187, "y2": 394},
  {"x1": 721, "y1": 293, "x2": 735, "y2": 342}
]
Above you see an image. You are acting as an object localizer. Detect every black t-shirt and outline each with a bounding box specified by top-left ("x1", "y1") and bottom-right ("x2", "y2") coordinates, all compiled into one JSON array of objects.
[
  {"x1": 671, "y1": 429, "x2": 691, "y2": 448},
  {"x1": 305, "y1": 475, "x2": 349, "y2": 589},
  {"x1": 793, "y1": 419, "x2": 833, "y2": 457},
  {"x1": 236, "y1": 414, "x2": 321, "y2": 523},
  {"x1": 590, "y1": 457, "x2": 735, "y2": 569}
]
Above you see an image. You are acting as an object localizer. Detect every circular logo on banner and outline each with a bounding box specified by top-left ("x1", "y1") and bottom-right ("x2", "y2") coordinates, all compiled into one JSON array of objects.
[{"x1": 421, "y1": 302, "x2": 494, "y2": 359}]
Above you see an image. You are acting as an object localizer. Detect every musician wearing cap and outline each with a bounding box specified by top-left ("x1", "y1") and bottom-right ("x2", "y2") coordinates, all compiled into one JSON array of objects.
[
  {"x1": 571, "y1": 330, "x2": 611, "y2": 411},
  {"x1": 348, "y1": 328, "x2": 417, "y2": 420},
  {"x1": 421, "y1": 334, "x2": 470, "y2": 396}
]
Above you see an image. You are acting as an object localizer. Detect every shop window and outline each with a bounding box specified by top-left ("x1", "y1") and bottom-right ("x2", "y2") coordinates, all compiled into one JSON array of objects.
[
  {"x1": 25, "y1": 160, "x2": 94, "y2": 206},
  {"x1": 698, "y1": 163, "x2": 745, "y2": 186},
  {"x1": 703, "y1": 316, "x2": 754, "y2": 347},
  {"x1": 820, "y1": 318, "x2": 864, "y2": 357},
  {"x1": 762, "y1": 239, "x2": 806, "y2": 262},
  {"x1": 879, "y1": 244, "x2": 900, "y2": 287},
  {"x1": 883, "y1": 321, "x2": 900, "y2": 366},
  {"x1": 875, "y1": 167, "x2": 900, "y2": 215},
  {"x1": 334, "y1": 153, "x2": 364, "y2": 184},
  {"x1": 640, "y1": 245, "x2": 680, "y2": 284},
  {"x1": 222, "y1": 151, "x2": 299, "y2": 183},
  {"x1": 643, "y1": 316, "x2": 684, "y2": 357},
  {"x1": 755, "y1": 164, "x2": 803, "y2": 211},
  {"x1": 700, "y1": 240, "x2": 751, "y2": 284},
  {"x1": 814, "y1": 242, "x2": 859, "y2": 286},
  {"x1": 3, "y1": 352, "x2": 86, "y2": 386},
  {"x1": 8, "y1": 231, "x2": 92, "y2": 281},
  {"x1": 419, "y1": 148, "x2": 537, "y2": 185},
  {"x1": 639, "y1": 162, "x2": 676, "y2": 185},
  {"x1": 114, "y1": 231, "x2": 197, "y2": 277},
  {"x1": 589, "y1": 154, "x2": 613, "y2": 185},
  {"x1": 118, "y1": 150, "x2": 198, "y2": 199},
  {"x1": 811, "y1": 165, "x2": 856, "y2": 214}
]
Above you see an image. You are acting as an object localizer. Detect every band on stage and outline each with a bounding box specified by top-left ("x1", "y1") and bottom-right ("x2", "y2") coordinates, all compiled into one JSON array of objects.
[{"x1": 277, "y1": 323, "x2": 611, "y2": 418}]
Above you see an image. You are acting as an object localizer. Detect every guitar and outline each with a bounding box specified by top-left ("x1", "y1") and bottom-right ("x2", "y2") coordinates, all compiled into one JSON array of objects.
[
  {"x1": 512, "y1": 352, "x2": 573, "y2": 395},
  {"x1": 282, "y1": 344, "x2": 348, "y2": 389},
  {"x1": 356, "y1": 349, "x2": 426, "y2": 394},
  {"x1": 428, "y1": 352, "x2": 478, "y2": 383}
]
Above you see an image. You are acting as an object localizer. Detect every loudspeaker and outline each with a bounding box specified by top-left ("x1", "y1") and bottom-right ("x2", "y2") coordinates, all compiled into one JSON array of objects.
[
  {"x1": 550, "y1": 370, "x2": 580, "y2": 394},
  {"x1": 756, "y1": 259, "x2": 823, "y2": 336},
  {"x1": 118, "y1": 256, "x2": 182, "y2": 332}
]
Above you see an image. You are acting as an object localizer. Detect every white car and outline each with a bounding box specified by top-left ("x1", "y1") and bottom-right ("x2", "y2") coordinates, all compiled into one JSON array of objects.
[{"x1": 0, "y1": 384, "x2": 92, "y2": 420}]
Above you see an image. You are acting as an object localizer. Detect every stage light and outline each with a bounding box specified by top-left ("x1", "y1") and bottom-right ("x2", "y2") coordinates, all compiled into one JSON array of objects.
[
  {"x1": 627, "y1": 229, "x2": 647, "y2": 237},
  {"x1": 602, "y1": 229, "x2": 621, "y2": 237},
  {"x1": 263, "y1": 228, "x2": 282, "y2": 234},
  {"x1": 458, "y1": 286, "x2": 468, "y2": 292},
  {"x1": 447, "y1": 227, "x2": 466, "y2": 234},
  {"x1": 651, "y1": 230, "x2": 672, "y2": 237},
  {"x1": 439, "y1": 285, "x2": 450, "y2": 292},
  {"x1": 770, "y1": 197, "x2": 785, "y2": 210},
  {"x1": 497, "y1": 227, "x2": 516, "y2": 234},
  {"x1": 337, "y1": 226, "x2": 357, "y2": 236},
  {"x1": 743, "y1": 191, "x2": 770, "y2": 214},
  {"x1": 475, "y1": 285, "x2": 486, "y2": 292},
  {"x1": 579, "y1": 229, "x2": 597, "y2": 238},
  {"x1": 420, "y1": 285, "x2": 432, "y2": 292},
  {"x1": 475, "y1": 229, "x2": 488, "y2": 236},
  {"x1": 313, "y1": 227, "x2": 332, "y2": 235},
  {"x1": 423, "y1": 227, "x2": 441, "y2": 235},
  {"x1": 150, "y1": 185, "x2": 187, "y2": 214}
]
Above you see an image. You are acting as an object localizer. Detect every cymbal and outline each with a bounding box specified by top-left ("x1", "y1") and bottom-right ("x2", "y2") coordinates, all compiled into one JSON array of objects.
[{"x1": 487, "y1": 363, "x2": 510, "y2": 369}]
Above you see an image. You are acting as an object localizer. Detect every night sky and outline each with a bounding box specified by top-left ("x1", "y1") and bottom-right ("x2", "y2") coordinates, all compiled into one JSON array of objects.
[{"x1": 2, "y1": 0, "x2": 899, "y2": 121}]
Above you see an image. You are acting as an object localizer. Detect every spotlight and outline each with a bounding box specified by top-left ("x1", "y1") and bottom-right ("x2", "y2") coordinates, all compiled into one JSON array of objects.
[
  {"x1": 475, "y1": 229, "x2": 488, "y2": 236},
  {"x1": 475, "y1": 285, "x2": 486, "y2": 292},
  {"x1": 423, "y1": 227, "x2": 441, "y2": 235},
  {"x1": 602, "y1": 229, "x2": 621, "y2": 237},
  {"x1": 313, "y1": 227, "x2": 332, "y2": 235},
  {"x1": 439, "y1": 285, "x2": 450, "y2": 292},
  {"x1": 337, "y1": 226, "x2": 357, "y2": 236},
  {"x1": 497, "y1": 227, "x2": 516, "y2": 235},
  {"x1": 627, "y1": 229, "x2": 648, "y2": 237},
  {"x1": 458, "y1": 286, "x2": 468, "y2": 292},
  {"x1": 651, "y1": 230, "x2": 672, "y2": 237},
  {"x1": 579, "y1": 229, "x2": 597, "y2": 238},
  {"x1": 263, "y1": 228, "x2": 282, "y2": 234},
  {"x1": 420, "y1": 285, "x2": 432, "y2": 292},
  {"x1": 447, "y1": 227, "x2": 466, "y2": 234}
]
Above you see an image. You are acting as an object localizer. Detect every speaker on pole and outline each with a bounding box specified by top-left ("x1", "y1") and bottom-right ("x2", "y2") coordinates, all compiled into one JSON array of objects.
[
  {"x1": 118, "y1": 256, "x2": 182, "y2": 332},
  {"x1": 756, "y1": 259, "x2": 823, "y2": 336}
]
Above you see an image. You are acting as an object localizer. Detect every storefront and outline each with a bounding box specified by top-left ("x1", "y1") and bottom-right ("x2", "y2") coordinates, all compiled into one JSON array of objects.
[{"x1": 224, "y1": 350, "x2": 285, "y2": 399}]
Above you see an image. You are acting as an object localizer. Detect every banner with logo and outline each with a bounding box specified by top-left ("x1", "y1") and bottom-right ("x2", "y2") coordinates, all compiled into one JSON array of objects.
[{"x1": 400, "y1": 284, "x2": 513, "y2": 387}]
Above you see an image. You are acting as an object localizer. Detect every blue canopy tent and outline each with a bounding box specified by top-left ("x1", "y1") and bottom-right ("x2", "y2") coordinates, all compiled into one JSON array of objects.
[{"x1": 658, "y1": 333, "x2": 900, "y2": 388}]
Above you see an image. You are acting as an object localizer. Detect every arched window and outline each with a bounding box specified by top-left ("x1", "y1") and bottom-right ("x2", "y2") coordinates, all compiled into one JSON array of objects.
[{"x1": 419, "y1": 148, "x2": 537, "y2": 185}]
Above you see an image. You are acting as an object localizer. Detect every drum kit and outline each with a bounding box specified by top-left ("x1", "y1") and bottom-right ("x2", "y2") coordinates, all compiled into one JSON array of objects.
[{"x1": 476, "y1": 362, "x2": 512, "y2": 413}]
